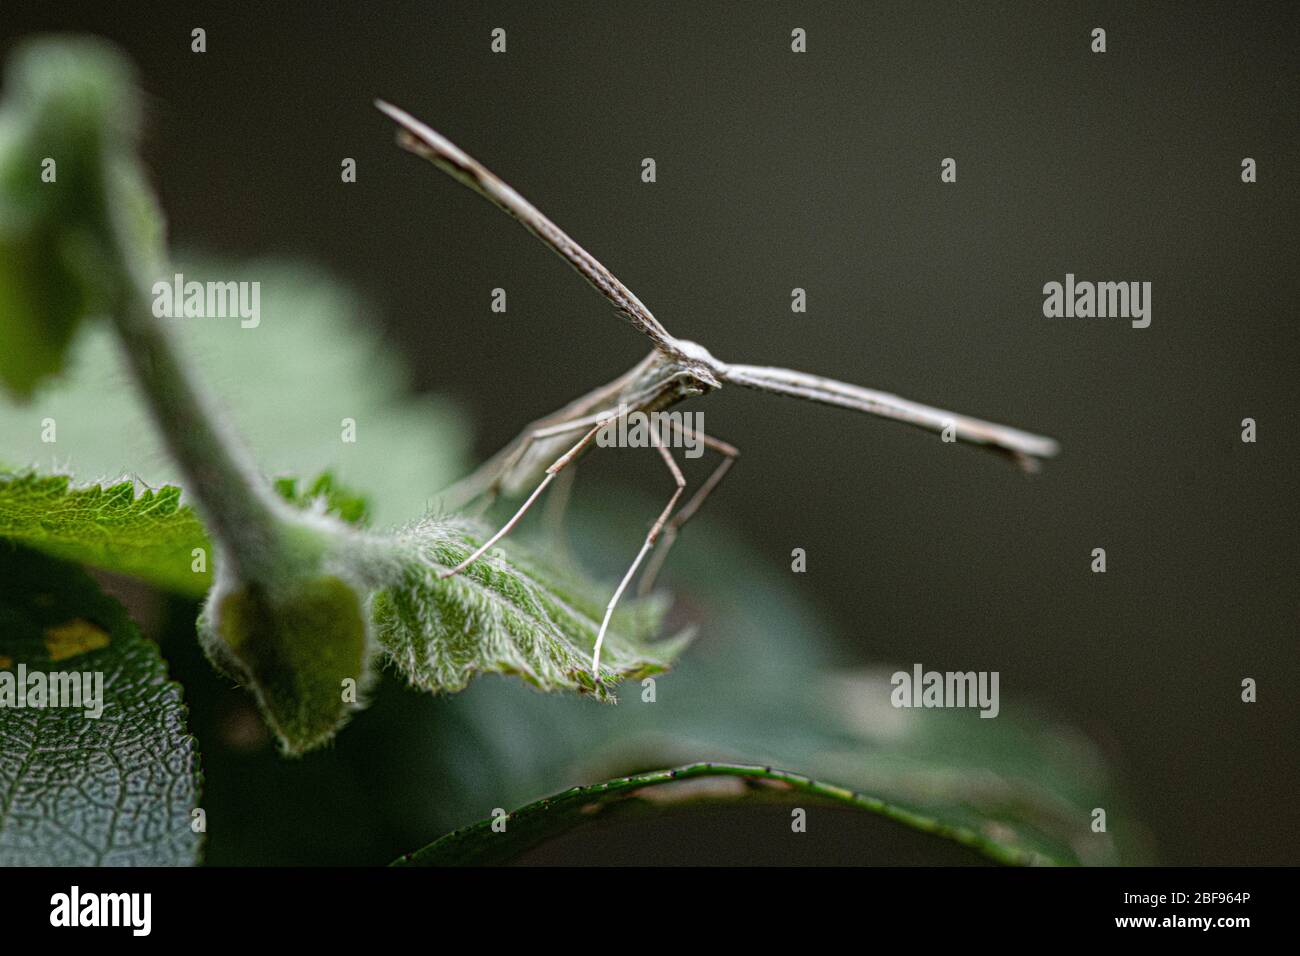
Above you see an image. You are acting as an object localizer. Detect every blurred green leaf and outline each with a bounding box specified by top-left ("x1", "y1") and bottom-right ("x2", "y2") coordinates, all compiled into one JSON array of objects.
[
  {"x1": 0, "y1": 37, "x2": 158, "y2": 398},
  {"x1": 0, "y1": 228, "x2": 94, "y2": 397},
  {"x1": 0, "y1": 546, "x2": 202, "y2": 865},
  {"x1": 274, "y1": 471, "x2": 370, "y2": 526},
  {"x1": 394, "y1": 498, "x2": 1150, "y2": 866},
  {"x1": 0, "y1": 258, "x2": 471, "y2": 530}
]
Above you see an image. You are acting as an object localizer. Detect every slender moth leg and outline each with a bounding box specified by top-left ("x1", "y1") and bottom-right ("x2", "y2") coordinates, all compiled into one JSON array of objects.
[
  {"x1": 439, "y1": 413, "x2": 619, "y2": 579},
  {"x1": 592, "y1": 444, "x2": 686, "y2": 676},
  {"x1": 445, "y1": 408, "x2": 612, "y2": 512},
  {"x1": 638, "y1": 426, "x2": 740, "y2": 596}
]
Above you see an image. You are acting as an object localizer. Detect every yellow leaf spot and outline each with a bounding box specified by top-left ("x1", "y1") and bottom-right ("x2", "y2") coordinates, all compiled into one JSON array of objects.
[{"x1": 44, "y1": 618, "x2": 110, "y2": 661}]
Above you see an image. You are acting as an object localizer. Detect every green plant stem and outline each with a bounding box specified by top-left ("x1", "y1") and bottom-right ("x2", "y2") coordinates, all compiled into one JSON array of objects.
[{"x1": 97, "y1": 187, "x2": 288, "y2": 581}]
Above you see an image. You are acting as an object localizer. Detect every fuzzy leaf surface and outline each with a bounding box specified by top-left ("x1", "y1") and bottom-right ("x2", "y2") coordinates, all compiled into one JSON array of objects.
[{"x1": 375, "y1": 516, "x2": 691, "y2": 702}]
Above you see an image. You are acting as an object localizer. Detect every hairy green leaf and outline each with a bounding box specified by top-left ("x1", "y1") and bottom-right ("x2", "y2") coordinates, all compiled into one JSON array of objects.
[
  {"x1": 375, "y1": 516, "x2": 691, "y2": 701},
  {"x1": 0, "y1": 546, "x2": 202, "y2": 865},
  {"x1": 0, "y1": 468, "x2": 371, "y2": 597},
  {"x1": 0, "y1": 471, "x2": 208, "y2": 594},
  {"x1": 394, "y1": 762, "x2": 1051, "y2": 866}
]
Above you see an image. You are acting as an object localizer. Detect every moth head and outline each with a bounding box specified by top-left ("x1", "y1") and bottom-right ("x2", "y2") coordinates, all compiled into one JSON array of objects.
[{"x1": 670, "y1": 339, "x2": 726, "y2": 388}]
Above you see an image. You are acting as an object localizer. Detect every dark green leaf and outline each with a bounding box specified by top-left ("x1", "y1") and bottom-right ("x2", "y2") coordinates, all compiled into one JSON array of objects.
[
  {"x1": 394, "y1": 762, "x2": 1050, "y2": 866},
  {"x1": 0, "y1": 546, "x2": 202, "y2": 865}
]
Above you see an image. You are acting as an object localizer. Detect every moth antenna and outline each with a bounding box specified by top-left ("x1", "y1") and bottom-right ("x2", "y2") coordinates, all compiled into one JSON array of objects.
[{"x1": 721, "y1": 364, "x2": 1060, "y2": 462}]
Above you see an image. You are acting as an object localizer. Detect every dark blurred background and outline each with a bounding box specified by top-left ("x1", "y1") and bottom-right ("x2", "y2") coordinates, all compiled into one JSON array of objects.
[{"x1": 3, "y1": 1, "x2": 1296, "y2": 864}]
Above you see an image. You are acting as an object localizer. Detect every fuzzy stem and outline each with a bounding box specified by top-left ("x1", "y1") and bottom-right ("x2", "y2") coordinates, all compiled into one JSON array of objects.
[{"x1": 97, "y1": 186, "x2": 289, "y2": 581}]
